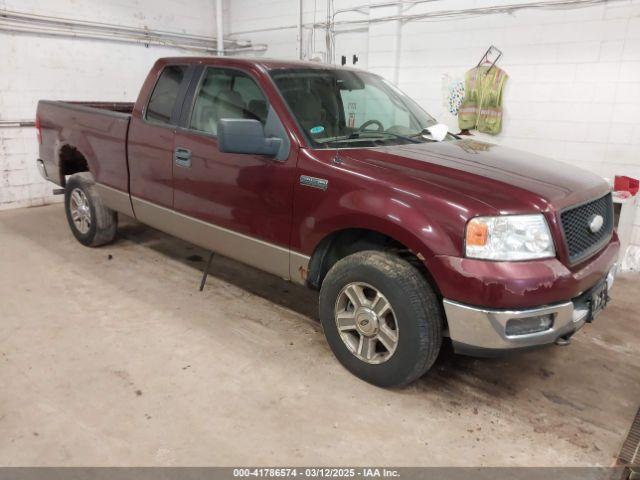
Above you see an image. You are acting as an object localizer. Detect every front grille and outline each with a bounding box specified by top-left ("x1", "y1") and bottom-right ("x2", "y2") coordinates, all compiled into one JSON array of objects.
[{"x1": 560, "y1": 193, "x2": 613, "y2": 264}]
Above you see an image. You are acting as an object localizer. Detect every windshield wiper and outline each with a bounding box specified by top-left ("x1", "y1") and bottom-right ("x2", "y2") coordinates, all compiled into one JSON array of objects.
[
  {"x1": 315, "y1": 135, "x2": 355, "y2": 144},
  {"x1": 316, "y1": 131, "x2": 426, "y2": 147},
  {"x1": 348, "y1": 131, "x2": 423, "y2": 144}
]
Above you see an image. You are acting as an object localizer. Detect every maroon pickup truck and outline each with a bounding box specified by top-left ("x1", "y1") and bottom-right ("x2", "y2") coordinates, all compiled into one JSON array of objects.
[{"x1": 36, "y1": 57, "x2": 619, "y2": 387}]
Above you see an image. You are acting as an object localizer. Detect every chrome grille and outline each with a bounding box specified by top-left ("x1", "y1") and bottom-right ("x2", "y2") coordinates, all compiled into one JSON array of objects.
[{"x1": 560, "y1": 193, "x2": 613, "y2": 264}]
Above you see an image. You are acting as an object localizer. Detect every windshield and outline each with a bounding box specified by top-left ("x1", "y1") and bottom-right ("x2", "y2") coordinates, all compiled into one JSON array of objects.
[{"x1": 270, "y1": 68, "x2": 450, "y2": 148}]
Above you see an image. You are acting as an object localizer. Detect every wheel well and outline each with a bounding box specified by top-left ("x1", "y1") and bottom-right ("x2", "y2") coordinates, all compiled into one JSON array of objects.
[
  {"x1": 306, "y1": 228, "x2": 440, "y2": 296},
  {"x1": 59, "y1": 145, "x2": 89, "y2": 186}
]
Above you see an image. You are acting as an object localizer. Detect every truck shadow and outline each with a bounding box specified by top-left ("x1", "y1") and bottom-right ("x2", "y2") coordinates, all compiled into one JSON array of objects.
[{"x1": 117, "y1": 218, "x2": 320, "y2": 322}]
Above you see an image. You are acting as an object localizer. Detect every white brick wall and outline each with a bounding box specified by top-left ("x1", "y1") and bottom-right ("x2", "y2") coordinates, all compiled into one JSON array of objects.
[
  {"x1": 227, "y1": 0, "x2": 640, "y2": 269},
  {"x1": 0, "y1": 0, "x2": 216, "y2": 210}
]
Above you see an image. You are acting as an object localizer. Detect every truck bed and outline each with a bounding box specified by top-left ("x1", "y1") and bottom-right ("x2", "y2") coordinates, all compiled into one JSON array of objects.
[
  {"x1": 62, "y1": 101, "x2": 135, "y2": 114},
  {"x1": 37, "y1": 100, "x2": 134, "y2": 192}
]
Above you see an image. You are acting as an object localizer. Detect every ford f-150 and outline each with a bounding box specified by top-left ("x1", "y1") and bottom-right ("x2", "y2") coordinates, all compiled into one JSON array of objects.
[{"x1": 36, "y1": 57, "x2": 619, "y2": 387}]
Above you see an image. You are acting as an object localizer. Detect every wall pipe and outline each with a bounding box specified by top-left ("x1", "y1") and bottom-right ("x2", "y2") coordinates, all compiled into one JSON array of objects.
[
  {"x1": 227, "y1": 0, "x2": 618, "y2": 38},
  {"x1": 0, "y1": 8, "x2": 266, "y2": 53},
  {"x1": 318, "y1": 0, "x2": 620, "y2": 29},
  {"x1": 0, "y1": 22, "x2": 266, "y2": 52},
  {"x1": 331, "y1": 0, "x2": 441, "y2": 19},
  {"x1": 216, "y1": 0, "x2": 224, "y2": 56},
  {"x1": 0, "y1": 120, "x2": 35, "y2": 128}
]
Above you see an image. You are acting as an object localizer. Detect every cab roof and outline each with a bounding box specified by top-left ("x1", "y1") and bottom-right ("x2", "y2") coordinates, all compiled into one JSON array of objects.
[{"x1": 156, "y1": 56, "x2": 366, "y2": 72}]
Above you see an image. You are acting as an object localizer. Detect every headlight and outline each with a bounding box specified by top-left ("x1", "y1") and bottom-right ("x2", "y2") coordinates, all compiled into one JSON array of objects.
[{"x1": 465, "y1": 214, "x2": 555, "y2": 261}]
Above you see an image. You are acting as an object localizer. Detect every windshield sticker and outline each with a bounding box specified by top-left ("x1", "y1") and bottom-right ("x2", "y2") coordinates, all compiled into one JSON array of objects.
[
  {"x1": 310, "y1": 125, "x2": 325, "y2": 134},
  {"x1": 348, "y1": 112, "x2": 356, "y2": 128}
]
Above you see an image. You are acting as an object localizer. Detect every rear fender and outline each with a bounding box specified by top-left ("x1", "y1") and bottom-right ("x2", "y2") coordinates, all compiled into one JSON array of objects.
[{"x1": 55, "y1": 130, "x2": 97, "y2": 186}]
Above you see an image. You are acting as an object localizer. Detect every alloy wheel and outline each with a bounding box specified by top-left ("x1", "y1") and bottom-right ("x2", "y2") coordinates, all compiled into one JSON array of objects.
[
  {"x1": 69, "y1": 188, "x2": 92, "y2": 234},
  {"x1": 334, "y1": 282, "x2": 399, "y2": 364}
]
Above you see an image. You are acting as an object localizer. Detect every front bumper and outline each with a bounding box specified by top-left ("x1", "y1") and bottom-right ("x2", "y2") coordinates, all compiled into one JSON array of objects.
[
  {"x1": 443, "y1": 266, "x2": 616, "y2": 356},
  {"x1": 426, "y1": 236, "x2": 619, "y2": 309}
]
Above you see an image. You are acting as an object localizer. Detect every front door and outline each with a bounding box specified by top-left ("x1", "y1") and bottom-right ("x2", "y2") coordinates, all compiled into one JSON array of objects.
[{"x1": 172, "y1": 66, "x2": 298, "y2": 279}]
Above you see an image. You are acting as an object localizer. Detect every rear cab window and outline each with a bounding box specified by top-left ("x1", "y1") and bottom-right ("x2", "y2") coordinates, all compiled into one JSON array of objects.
[{"x1": 145, "y1": 65, "x2": 189, "y2": 125}]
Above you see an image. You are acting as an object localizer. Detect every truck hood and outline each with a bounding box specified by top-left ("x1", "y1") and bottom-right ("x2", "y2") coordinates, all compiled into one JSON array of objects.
[{"x1": 344, "y1": 139, "x2": 609, "y2": 214}]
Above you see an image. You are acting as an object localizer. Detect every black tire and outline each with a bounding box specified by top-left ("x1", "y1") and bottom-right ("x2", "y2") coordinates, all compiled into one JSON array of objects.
[
  {"x1": 64, "y1": 172, "x2": 117, "y2": 247},
  {"x1": 319, "y1": 250, "x2": 442, "y2": 388}
]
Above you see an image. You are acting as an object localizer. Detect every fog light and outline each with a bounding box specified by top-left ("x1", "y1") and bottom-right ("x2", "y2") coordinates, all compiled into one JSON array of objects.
[{"x1": 505, "y1": 314, "x2": 554, "y2": 336}]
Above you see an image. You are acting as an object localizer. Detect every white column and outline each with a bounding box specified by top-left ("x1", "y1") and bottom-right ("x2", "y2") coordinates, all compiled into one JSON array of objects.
[
  {"x1": 367, "y1": 4, "x2": 402, "y2": 84},
  {"x1": 216, "y1": 0, "x2": 224, "y2": 56}
]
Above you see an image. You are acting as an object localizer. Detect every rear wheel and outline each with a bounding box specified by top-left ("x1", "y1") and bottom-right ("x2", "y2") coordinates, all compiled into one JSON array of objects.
[
  {"x1": 319, "y1": 250, "x2": 442, "y2": 388},
  {"x1": 64, "y1": 173, "x2": 117, "y2": 247}
]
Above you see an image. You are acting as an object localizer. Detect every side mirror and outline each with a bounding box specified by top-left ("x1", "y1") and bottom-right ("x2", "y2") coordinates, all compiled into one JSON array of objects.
[{"x1": 217, "y1": 119, "x2": 282, "y2": 157}]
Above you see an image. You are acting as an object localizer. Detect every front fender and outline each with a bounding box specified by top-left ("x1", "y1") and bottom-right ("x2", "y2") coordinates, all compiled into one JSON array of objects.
[{"x1": 297, "y1": 189, "x2": 460, "y2": 261}]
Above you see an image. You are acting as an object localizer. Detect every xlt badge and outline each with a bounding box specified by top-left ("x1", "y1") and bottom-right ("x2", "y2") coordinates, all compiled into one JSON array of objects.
[{"x1": 300, "y1": 175, "x2": 328, "y2": 191}]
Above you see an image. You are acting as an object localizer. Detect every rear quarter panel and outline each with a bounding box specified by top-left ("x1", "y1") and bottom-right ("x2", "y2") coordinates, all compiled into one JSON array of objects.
[{"x1": 37, "y1": 100, "x2": 131, "y2": 191}]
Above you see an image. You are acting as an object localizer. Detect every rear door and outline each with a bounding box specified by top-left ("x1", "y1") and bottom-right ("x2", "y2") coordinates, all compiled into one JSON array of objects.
[
  {"x1": 171, "y1": 66, "x2": 298, "y2": 278},
  {"x1": 127, "y1": 64, "x2": 195, "y2": 208}
]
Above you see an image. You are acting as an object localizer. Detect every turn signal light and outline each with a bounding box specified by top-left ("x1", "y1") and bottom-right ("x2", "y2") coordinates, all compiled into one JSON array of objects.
[{"x1": 466, "y1": 219, "x2": 488, "y2": 247}]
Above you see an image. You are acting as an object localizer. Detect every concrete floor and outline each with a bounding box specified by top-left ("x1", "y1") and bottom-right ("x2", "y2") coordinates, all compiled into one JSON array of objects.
[{"x1": 0, "y1": 204, "x2": 638, "y2": 466}]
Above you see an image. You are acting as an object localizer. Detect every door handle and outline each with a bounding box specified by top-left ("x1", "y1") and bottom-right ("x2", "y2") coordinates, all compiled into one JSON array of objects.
[{"x1": 174, "y1": 147, "x2": 191, "y2": 168}]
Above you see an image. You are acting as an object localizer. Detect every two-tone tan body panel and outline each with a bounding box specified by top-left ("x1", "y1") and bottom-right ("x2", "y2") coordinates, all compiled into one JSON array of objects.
[{"x1": 96, "y1": 183, "x2": 309, "y2": 285}]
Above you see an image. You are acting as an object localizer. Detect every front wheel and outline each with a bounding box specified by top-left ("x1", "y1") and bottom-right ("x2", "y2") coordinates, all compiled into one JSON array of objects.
[
  {"x1": 64, "y1": 172, "x2": 117, "y2": 247},
  {"x1": 319, "y1": 250, "x2": 443, "y2": 388}
]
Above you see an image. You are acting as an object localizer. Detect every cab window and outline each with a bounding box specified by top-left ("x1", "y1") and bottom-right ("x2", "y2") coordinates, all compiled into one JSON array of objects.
[
  {"x1": 145, "y1": 65, "x2": 188, "y2": 125},
  {"x1": 190, "y1": 68, "x2": 269, "y2": 136}
]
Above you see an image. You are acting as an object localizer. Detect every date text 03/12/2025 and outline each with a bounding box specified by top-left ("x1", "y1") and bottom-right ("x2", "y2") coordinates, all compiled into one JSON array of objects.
[{"x1": 232, "y1": 468, "x2": 400, "y2": 478}]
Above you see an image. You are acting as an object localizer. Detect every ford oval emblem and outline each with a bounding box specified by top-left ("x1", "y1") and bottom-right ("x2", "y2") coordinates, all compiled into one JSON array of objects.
[{"x1": 589, "y1": 214, "x2": 604, "y2": 233}]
